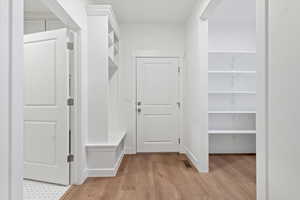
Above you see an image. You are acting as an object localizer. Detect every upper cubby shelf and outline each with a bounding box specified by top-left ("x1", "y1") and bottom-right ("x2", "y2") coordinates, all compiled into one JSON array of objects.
[
  {"x1": 87, "y1": 5, "x2": 120, "y2": 80},
  {"x1": 108, "y1": 56, "x2": 118, "y2": 79}
]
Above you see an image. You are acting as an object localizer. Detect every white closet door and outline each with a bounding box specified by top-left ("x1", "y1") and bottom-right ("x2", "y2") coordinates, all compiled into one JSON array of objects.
[
  {"x1": 24, "y1": 29, "x2": 70, "y2": 185},
  {"x1": 137, "y1": 57, "x2": 179, "y2": 152}
]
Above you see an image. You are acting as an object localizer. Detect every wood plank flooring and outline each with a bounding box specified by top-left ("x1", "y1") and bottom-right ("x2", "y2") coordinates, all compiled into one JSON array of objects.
[{"x1": 63, "y1": 154, "x2": 256, "y2": 200}]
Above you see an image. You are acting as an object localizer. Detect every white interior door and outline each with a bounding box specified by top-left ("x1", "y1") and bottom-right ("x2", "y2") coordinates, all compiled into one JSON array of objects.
[
  {"x1": 137, "y1": 57, "x2": 180, "y2": 152},
  {"x1": 24, "y1": 29, "x2": 70, "y2": 185}
]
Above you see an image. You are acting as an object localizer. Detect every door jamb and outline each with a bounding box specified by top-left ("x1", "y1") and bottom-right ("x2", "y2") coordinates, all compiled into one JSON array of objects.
[
  {"x1": 256, "y1": 0, "x2": 268, "y2": 199},
  {"x1": 22, "y1": 1, "x2": 82, "y2": 187},
  {"x1": 34, "y1": 0, "x2": 84, "y2": 186},
  {"x1": 4, "y1": 0, "x2": 85, "y2": 199},
  {"x1": 132, "y1": 51, "x2": 184, "y2": 154}
]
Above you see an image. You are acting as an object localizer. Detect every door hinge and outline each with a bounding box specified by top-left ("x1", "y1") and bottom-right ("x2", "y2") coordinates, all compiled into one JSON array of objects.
[
  {"x1": 67, "y1": 42, "x2": 74, "y2": 50},
  {"x1": 178, "y1": 138, "x2": 181, "y2": 144},
  {"x1": 67, "y1": 98, "x2": 74, "y2": 106},
  {"x1": 178, "y1": 66, "x2": 181, "y2": 73},
  {"x1": 67, "y1": 154, "x2": 74, "y2": 163},
  {"x1": 177, "y1": 102, "x2": 181, "y2": 109}
]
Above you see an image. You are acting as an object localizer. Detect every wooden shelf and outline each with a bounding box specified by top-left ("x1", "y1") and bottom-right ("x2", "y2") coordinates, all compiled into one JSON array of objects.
[
  {"x1": 209, "y1": 91, "x2": 256, "y2": 95},
  {"x1": 208, "y1": 50, "x2": 256, "y2": 54},
  {"x1": 208, "y1": 70, "x2": 256, "y2": 74},
  {"x1": 114, "y1": 45, "x2": 119, "y2": 56},
  {"x1": 108, "y1": 56, "x2": 118, "y2": 79},
  {"x1": 208, "y1": 111, "x2": 256, "y2": 114},
  {"x1": 208, "y1": 130, "x2": 256, "y2": 135},
  {"x1": 108, "y1": 34, "x2": 113, "y2": 47}
]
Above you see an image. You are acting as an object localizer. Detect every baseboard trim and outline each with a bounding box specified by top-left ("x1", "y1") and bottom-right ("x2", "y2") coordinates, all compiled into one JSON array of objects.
[
  {"x1": 184, "y1": 146, "x2": 209, "y2": 173},
  {"x1": 125, "y1": 147, "x2": 136, "y2": 154},
  {"x1": 79, "y1": 169, "x2": 88, "y2": 184},
  {"x1": 87, "y1": 150, "x2": 125, "y2": 177}
]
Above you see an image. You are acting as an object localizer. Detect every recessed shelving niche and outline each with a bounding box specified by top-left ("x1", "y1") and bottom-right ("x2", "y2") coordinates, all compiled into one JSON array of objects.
[{"x1": 208, "y1": 51, "x2": 256, "y2": 136}]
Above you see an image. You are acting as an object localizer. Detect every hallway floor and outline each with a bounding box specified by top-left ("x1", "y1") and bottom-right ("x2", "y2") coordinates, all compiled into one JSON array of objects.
[
  {"x1": 24, "y1": 179, "x2": 69, "y2": 200},
  {"x1": 63, "y1": 153, "x2": 256, "y2": 200}
]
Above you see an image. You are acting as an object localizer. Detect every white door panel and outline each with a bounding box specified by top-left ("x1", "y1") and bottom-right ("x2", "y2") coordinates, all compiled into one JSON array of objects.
[
  {"x1": 137, "y1": 58, "x2": 179, "y2": 152},
  {"x1": 24, "y1": 29, "x2": 69, "y2": 185}
]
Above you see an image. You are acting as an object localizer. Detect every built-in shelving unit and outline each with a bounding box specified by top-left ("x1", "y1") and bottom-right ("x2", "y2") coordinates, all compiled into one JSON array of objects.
[
  {"x1": 208, "y1": 51, "x2": 256, "y2": 136},
  {"x1": 86, "y1": 5, "x2": 125, "y2": 177},
  {"x1": 108, "y1": 27, "x2": 119, "y2": 79}
]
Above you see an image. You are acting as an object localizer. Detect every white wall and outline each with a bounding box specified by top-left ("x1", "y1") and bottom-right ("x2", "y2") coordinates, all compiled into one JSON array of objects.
[
  {"x1": 119, "y1": 23, "x2": 185, "y2": 153},
  {"x1": 183, "y1": 0, "x2": 209, "y2": 172},
  {"x1": 0, "y1": 0, "x2": 24, "y2": 199},
  {"x1": 87, "y1": 16, "x2": 109, "y2": 143},
  {"x1": 256, "y1": 0, "x2": 267, "y2": 198},
  {"x1": 267, "y1": 0, "x2": 300, "y2": 199},
  {"x1": 209, "y1": 21, "x2": 256, "y2": 52}
]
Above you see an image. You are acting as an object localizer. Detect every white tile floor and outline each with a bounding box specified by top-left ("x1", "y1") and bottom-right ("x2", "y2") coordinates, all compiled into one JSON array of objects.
[{"x1": 23, "y1": 180, "x2": 69, "y2": 200}]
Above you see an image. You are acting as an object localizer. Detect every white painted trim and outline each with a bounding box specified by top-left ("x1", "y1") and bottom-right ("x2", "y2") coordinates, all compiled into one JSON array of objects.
[
  {"x1": 184, "y1": 146, "x2": 209, "y2": 173},
  {"x1": 132, "y1": 51, "x2": 184, "y2": 153},
  {"x1": 79, "y1": 169, "x2": 88, "y2": 185},
  {"x1": 125, "y1": 147, "x2": 137, "y2": 154},
  {"x1": 87, "y1": 150, "x2": 125, "y2": 177},
  {"x1": 69, "y1": 31, "x2": 82, "y2": 185},
  {"x1": 0, "y1": 1, "x2": 24, "y2": 200},
  {"x1": 200, "y1": 0, "x2": 223, "y2": 20},
  {"x1": 86, "y1": 145, "x2": 119, "y2": 152},
  {"x1": 133, "y1": 50, "x2": 184, "y2": 58},
  {"x1": 256, "y1": 0, "x2": 268, "y2": 199},
  {"x1": 86, "y1": 131, "x2": 127, "y2": 150},
  {"x1": 86, "y1": 5, "x2": 120, "y2": 37}
]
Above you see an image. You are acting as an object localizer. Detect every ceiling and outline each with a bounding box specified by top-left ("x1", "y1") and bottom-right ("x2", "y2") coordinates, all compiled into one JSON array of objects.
[
  {"x1": 210, "y1": 0, "x2": 256, "y2": 23},
  {"x1": 89, "y1": 0, "x2": 197, "y2": 24},
  {"x1": 24, "y1": 0, "x2": 255, "y2": 24}
]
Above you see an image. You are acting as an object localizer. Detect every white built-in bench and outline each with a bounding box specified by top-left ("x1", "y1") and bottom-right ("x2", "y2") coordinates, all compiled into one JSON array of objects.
[{"x1": 86, "y1": 131, "x2": 126, "y2": 177}]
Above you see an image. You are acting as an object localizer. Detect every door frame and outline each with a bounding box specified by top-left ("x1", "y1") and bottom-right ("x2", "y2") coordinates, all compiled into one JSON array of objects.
[
  {"x1": 26, "y1": 7, "x2": 81, "y2": 186},
  {"x1": 256, "y1": 0, "x2": 268, "y2": 199},
  {"x1": 132, "y1": 51, "x2": 184, "y2": 154},
  {"x1": 32, "y1": 0, "x2": 86, "y2": 186},
  {"x1": 0, "y1": 1, "x2": 85, "y2": 198},
  {"x1": 22, "y1": 17, "x2": 80, "y2": 187}
]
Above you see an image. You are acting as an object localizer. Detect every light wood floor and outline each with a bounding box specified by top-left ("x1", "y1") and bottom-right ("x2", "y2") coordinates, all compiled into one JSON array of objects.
[{"x1": 62, "y1": 153, "x2": 256, "y2": 200}]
